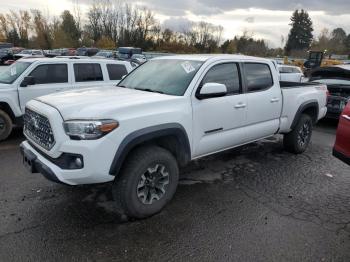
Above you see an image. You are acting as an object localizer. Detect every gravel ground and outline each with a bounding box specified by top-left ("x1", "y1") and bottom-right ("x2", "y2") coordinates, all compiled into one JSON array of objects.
[{"x1": 0, "y1": 119, "x2": 349, "y2": 261}]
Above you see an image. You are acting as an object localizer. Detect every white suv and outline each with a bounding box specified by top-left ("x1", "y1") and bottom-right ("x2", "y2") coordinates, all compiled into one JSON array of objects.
[{"x1": 0, "y1": 57, "x2": 133, "y2": 140}]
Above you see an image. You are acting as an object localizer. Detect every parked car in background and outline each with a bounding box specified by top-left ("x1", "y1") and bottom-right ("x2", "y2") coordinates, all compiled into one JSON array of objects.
[
  {"x1": 14, "y1": 49, "x2": 44, "y2": 60},
  {"x1": 333, "y1": 101, "x2": 350, "y2": 165},
  {"x1": 20, "y1": 55, "x2": 327, "y2": 219},
  {"x1": 117, "y1": 47, "x2": 142, "y2": 60},
  {"x1": 76, "y1": 47, "x2": 99, "y2": 57},
  {"x1": 309, "y1": 65, "x2": 350, "y2": 119},
  {"x1": 0, "y1": 48, "x2": 14, "y2": 64},
  {"x1": 131, "y1": 54, "x2": 147, "y2": 64},
  {"x1": 46, "y1": 48, "x2": 77, "y2": 57},
  {"x1": 0, "y1": 57, "x2": 133, "y2": 141},
  {"x1": 94, "y1": 50, "x2": 116, "y2": 59},
  {"x1": 278, "y1": 65, "x2": 304, "y2": 82}
]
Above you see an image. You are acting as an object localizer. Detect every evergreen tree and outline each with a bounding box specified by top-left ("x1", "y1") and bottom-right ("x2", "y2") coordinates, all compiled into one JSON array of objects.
[
  {"x1": 345, "y1": 35, "x2": 350, "y2": 51},
  {"x1": 60, "y1": 10, "x2": 80, "y2": 47},
  {"x1": 285, "y1": 9, "x2": 313, "y2": 54},
  {"x1": 7, "y1": 29, "x2": 20, "y2": 46},
  {"x1": 330, "y1": 28, "x2": 347, "y2": 53}
]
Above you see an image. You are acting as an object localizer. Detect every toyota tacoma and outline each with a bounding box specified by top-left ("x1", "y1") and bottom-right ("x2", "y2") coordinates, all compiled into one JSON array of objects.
[{"x1": 20, "y1": 55, "x2": 328, "y2": 218}]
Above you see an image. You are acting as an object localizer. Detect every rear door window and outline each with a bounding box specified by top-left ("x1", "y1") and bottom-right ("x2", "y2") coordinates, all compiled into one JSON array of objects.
[
  {"x1": 244, "y1": 63, "x2": 273, "y2": 92},
  {"x1": 74, "y1": 63, "x2": 103, "y2": 82},
  {"x1": 29, "y1": 64, "x2": 68, "y2": 84},
  {"x1": 107, "y1": 64, "x2": 128, "y2": 80}
]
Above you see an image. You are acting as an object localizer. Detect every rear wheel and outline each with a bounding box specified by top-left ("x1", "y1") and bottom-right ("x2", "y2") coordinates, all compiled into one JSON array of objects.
[
  {"x1": 113, "y1": 145, "x2": 179, "y2": 219},
  {"x1": 0, "y1": 109, "x2": 13, "y2": 141},
  {"x1": 283, "y1": 114, "x2": 313, "y2": 154}
]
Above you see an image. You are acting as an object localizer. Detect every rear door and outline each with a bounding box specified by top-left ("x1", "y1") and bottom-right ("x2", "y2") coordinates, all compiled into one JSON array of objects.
[
  {"x1": 192, "y1": 62, "x2": 247, "y2": 157},
  {"x1": 73, "y1": 63, "x2": 107, "y2": 89},
  {"x1": 18, "y1": 63, "x2": 70, "y2": 113},
  {"x1": 242, "y1": 62, "x2": 282, "y2": 142}
]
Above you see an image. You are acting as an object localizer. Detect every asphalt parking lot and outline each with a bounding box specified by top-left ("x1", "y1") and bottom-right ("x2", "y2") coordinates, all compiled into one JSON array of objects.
[{"x1": 0, "y1": 120, "x2": 349, "y2": 262}]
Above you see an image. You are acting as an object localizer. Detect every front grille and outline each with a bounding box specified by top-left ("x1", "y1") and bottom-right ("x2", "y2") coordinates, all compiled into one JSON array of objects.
[{"x1": 24, "y1": 108, "x2": 55, "y2": 150}]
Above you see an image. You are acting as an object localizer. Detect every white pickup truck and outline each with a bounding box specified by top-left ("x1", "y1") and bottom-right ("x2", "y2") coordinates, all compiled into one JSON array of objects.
[
  {"x1": 0, "y1": 58, "x2": 133, "y2": 140},
  {"x1": 20, "y1": 55, "x2": 327, "y2": 219}
]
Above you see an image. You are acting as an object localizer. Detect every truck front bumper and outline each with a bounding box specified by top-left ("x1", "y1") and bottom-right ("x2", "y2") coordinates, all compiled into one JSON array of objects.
[
  {"x1": 20, "y1": 143, "x2": 64, "y2": 184},
  {"x1": 20, "y1": 140, "x2": 116, "y2": 185}
]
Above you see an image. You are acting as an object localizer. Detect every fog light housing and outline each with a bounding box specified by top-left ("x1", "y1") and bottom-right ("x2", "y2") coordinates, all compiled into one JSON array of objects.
[{"x1": 74, "y1": 157, "x2": 83, "y2": 169}]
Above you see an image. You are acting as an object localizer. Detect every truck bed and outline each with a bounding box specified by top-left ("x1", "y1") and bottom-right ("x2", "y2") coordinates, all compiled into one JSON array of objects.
[
  {"x1": 279, "y1": 81, "x2": 328, "y2": 133},
  {"x1": 280, "y1": 81, "x2": 319, "y2": 89}
]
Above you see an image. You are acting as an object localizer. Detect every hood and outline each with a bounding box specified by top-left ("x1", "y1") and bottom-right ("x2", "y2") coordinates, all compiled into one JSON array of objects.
[
  {"x1": 35, "y1": 86, "x2": 180, "y2": 120},
  {"x1": 0, "y1": 83, "x2": 11, "y2": 88},
  {"x1": 14, "y1": 54, "x2": 31, "y2": 58}
]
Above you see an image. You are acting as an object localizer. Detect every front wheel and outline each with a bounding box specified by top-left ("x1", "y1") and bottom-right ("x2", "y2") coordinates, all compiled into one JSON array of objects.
[
  {"x1": 283, "y1": 114, "x2": 313, "y2": 154},
  {"x1": 113, "y1": 145, "x2": 179, "y2": 219}
]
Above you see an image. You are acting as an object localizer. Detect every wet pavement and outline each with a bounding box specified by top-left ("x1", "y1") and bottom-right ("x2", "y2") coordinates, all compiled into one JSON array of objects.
[{"x1": 0, "y1": 120, "x2": 350, "y2": 261}]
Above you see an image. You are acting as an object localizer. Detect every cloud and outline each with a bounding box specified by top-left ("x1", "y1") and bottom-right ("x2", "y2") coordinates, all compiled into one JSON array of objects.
[
  {"x1": 124, "y1": 0, "x2": 350, "y2": 16},
  {"x1": 162, "y1": 17, "x2": 193, "y2": 31},
  {"x1": 2, "y1": 0, "x2": 350, "y2": 48}
]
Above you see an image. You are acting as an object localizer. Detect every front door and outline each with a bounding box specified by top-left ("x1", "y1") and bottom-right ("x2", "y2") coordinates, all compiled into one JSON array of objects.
[
  {"x1": 18, "y1": 63, "x2": 70, "y2": 113},
  {"x1": 192, "y1": 62, "x2": 247, "y2": 157}
]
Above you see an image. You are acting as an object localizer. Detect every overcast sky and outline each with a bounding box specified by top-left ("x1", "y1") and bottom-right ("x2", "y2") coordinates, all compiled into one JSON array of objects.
[{"x1": 1, "y1": 0, "x2": 350, "y2": 47}]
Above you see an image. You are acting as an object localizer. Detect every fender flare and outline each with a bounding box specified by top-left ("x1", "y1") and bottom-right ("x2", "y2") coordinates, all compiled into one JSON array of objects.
[
  {"x1": 291, "y1": 100, "x2": 319, "y2": 130},
  {"x1": 0, "y1": 101, "x2": 17, "y2": 122},
  {"x1": 109, "y1": 123, "x2": 191, "y2": 176}
]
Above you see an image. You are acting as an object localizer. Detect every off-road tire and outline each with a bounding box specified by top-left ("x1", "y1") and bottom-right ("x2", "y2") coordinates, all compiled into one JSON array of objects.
[
  {"x1": 0, "y1": 109, "x2": 13, "y2": 141},
  {"x1": 112, "y1": 145, "x2": 179, "y2": 219},
  {"x1": 283, "y1": 114, "x2": 313, "y2": 154}
]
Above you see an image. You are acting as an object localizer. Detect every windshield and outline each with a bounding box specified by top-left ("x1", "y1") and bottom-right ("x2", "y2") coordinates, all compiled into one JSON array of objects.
[
  {"x1": 96, "y1": 52, "x2": 110, "y2": 57},
  {"x1": 118, "y1": 59, "x2": 203, "y2": 96},
  {"x1": 118, "y1": 53, "x2": 130, "y2": 59},
  {"x1": 20, "y1": 50, "x2": 32, "y2": 54},
  {"x1": 0, "y1": 62, "x2": 32, "y2": 84},
  {"x1": 312, "y1": 79, "x2": 350, "y2": 85},
  {"x1": 76, "y1": 49, "x2": 86, "y2": 56}
]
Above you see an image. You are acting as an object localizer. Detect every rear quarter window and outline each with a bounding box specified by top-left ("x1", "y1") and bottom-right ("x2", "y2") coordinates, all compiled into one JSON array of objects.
[
  {"x1": 244, "y1": 63, "x2": 273, "y2": 92},
  {"x1": 74, "y1": 63, "x2": 103, "y2": 82},
  {"x1": 107, "y1": 64, "x2": 128, "y2": 80}
]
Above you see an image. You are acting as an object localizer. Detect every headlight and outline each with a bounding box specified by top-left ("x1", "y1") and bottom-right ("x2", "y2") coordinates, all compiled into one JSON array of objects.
[{"x1": 63, "y1": 120, "x2": 119, "y2": 140}]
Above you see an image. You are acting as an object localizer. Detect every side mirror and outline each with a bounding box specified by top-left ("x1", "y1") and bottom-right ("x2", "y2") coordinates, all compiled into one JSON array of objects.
[
  {"x1": 20, "y1": 76, "x2": 35, "y2": 87},
  {"x1": 196, "y1": 83, "x2": 227, "y2": 100}
]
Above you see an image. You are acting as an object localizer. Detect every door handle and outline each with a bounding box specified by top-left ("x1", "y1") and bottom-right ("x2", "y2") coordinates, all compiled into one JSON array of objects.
[
  {"x1": 55, "y1": 89, "x2": 63, "y2": 92},
  {"x1": 342, "y1": 115, "x2": 350, "y2": 121},
  {"x1": 234, "y1": 103, "x2": 246, "y2": 109},
  {"x1": 270, "y1": 98, "x2": 280, "y2": 103}
]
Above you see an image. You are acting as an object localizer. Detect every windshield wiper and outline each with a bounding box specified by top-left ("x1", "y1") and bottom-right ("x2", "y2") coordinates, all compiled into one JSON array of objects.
[{"x1": 134, "y1": 87, "x2": 164, "y2": 94}]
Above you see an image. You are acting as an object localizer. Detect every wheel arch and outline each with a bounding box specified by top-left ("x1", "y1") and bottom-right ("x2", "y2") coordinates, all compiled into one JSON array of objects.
[
  {"x1": 291, "y1": 100, "x2": 319, "y2": 130},
  {"x1": 109, "y1": 123, "x2": 191, "y2": 176},
  {"x1": 0, "y1": 102, "x2": 16, "y2": 122}
]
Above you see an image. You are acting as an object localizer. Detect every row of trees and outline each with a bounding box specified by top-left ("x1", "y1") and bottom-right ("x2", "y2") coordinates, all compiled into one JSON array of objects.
[
  {"x1": 284, "y1": 9, "x2": 350, "y2": 57},
  {"x1": 312, "y1": 28, "x2": 350, "y2": 54},
  {"x1": 0, "y1": 0, "x2": 270, "y2": 56},
  {"x1": 1, "y1": 3, "x2": 348, "y2": 57}
]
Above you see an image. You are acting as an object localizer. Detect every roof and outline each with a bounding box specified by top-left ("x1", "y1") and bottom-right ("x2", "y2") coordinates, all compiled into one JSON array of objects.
[
  {"x1": 152, "y1": 54, "x2": 271, "y2": 62},
  {"x1": 17, "y1": 57, "x2": 130, "y2": 64}
]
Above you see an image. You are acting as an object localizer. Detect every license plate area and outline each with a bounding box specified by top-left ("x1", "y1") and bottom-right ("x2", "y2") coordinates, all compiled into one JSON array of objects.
[{"x1": 22, "y1": 148, "x2": 38, "y2": 173}]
